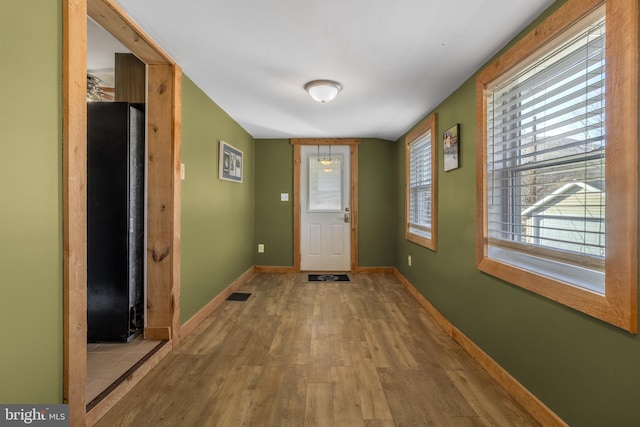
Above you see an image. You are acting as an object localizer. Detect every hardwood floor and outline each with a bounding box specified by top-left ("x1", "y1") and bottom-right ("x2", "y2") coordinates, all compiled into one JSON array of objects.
[{"x1": 96, "y1": 273, "x2": 539, "y2": 426}]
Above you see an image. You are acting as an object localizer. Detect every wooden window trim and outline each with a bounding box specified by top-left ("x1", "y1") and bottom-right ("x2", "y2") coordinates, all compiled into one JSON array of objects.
[
  {"x1": 476, "y1": 0, "x2": 638, "y2": 332},
  {"x1": 405, "y1": 113, "x2": 437, "y2": 250}
]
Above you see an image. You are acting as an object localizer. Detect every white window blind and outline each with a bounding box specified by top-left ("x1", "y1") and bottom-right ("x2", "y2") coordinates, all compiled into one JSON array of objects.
[
  {"x1": 409, "y1": 132, "x2": 432, "y2": 238},
  {"x1": 486, "y1": 14, "x2": 606, "y2": 275}
]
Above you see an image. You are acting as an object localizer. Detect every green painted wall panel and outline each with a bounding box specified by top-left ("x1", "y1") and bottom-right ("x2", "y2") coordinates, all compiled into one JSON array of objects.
[
  {"x1": 180, "y1": 75, "x2": 255, "y2": 323},
  {"x1": 254, "y1": 139, "x2": 294, "y2": 267},
  {"x1": 394, "y1": 1, "x2": 640, "y2": 425},
  {"x1": 358, "y1": 139, "x2": 396, "y2": 267},
  {"x1": 0, "y1": 0, "x2": 63, "y2": 403}
]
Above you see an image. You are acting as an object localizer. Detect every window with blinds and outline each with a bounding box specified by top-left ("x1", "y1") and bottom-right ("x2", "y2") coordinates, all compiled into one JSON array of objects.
[
  {"x1": 409, "y1": 133, "x2": 433, "y2": 237},
  {"x1": 406, "y1": 113, "x2": 436, "y2": 250},
  {"x1": 486, "y1": 11, "x2": 606, "y2": 292},
  {"x1": 477, "y1": 0, "x2": 637, "y2": 332}
]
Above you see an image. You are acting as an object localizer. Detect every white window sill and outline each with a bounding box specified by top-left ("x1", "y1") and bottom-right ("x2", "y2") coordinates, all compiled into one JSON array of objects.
[{"x1": 488, "y1": 246, "x2": 605, "y2": 294}]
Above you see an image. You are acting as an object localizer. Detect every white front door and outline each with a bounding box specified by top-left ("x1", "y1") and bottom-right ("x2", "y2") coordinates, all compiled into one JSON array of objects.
[{"x1": 300, "y1": 145, "x2": 351, "y2": 271}]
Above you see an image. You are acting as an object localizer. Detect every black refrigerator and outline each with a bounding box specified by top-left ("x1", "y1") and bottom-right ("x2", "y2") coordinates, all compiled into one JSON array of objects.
[{"x1": 87, "y1": 102, "x2": 145, "y2": 343}]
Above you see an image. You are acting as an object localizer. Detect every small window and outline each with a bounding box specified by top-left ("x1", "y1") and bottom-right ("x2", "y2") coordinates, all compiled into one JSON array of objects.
[
  {"x1": 406, "y1": 113, "x2": 437, "y2": 250},
  {"x1": 477, "y1": 0, "x2": 638, "y2": 332},
  {"x1": 308, "y1": 153, "x2": 343, "y2": 212}
]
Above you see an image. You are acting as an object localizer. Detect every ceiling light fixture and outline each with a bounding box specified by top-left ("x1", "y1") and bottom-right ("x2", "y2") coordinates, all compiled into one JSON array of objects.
[{"x1": 304, "y1": 80, "x2": 342, "y2": 103}]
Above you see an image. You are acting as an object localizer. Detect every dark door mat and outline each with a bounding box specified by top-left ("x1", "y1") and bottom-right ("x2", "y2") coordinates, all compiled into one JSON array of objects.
[
  {"x1": 227, "y1": 292, "x2": 252, "y2": 301},
  {"x1": 308, "y1": 274, "x2": 350, "y2": 282}
]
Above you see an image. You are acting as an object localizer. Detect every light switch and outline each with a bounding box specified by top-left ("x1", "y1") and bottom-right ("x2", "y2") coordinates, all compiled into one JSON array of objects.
[
  {"x1": 280, "y1": 193, "x2": 289, "y2": 201},
  {"x1": 180, "y1": 163, "x2": 185, "y2": 180}
]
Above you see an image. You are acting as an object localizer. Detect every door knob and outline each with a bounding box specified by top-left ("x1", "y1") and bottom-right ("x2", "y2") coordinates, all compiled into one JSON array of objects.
[{"x1": 344, "y1": 212, "x2": 351, "y2": 223}]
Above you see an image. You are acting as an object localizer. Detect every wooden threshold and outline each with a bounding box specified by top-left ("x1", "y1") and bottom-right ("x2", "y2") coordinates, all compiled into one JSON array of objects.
[
  {"x1": 84, "y1": 340, "x2": 172, "y2": 426},
  {"x1": 86, "y1": 340, "x2": 168, "y2": 412}
]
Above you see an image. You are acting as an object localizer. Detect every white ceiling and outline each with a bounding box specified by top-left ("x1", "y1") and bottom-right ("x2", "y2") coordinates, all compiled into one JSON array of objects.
[{"x1": 95, "y1": 0, "x2": 555, "y2": 140}]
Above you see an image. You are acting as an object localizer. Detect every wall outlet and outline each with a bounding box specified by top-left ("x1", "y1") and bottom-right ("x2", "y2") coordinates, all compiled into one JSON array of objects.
[
  {"x1": 408, "y1": 255, "x2": 412, "y2": 267},
  {"x1": 258, "y1": 244, "x2": 265, "y2": 253}
]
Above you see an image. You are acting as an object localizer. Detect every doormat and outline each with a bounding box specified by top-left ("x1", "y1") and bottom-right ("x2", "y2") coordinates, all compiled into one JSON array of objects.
[
  {"x1": 308, "y1": 274, "x2": 350, "y2": 282},
  {"x1": 227, "y1": 292, "x2": 252, "y2": 301}
]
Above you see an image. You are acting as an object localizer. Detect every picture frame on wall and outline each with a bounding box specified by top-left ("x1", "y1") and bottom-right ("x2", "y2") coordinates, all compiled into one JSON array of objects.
[
  {"x1": 443, "y1": 124, "x2": 460, "y2": 172},
  {"x1": 219, "y1": 140, "x2": 243, "y2": 183}
]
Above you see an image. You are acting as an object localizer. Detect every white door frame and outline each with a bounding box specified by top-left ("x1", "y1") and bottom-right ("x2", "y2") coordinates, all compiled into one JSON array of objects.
[{"x1": 292, "y1": 139, "x2": 360, "y2": 272}]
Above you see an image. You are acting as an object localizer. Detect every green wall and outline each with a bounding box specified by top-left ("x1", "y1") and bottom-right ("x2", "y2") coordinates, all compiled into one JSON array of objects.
[
  {"x1": 0, "y1": 0, "x2": 63, "y2": 403},
  {"x1": 254, "y1": 139, "x2": 294, "y2": 266},
  {"x1": 358, "y1": 138, "x2": 396, "y2": 267},
  {"x1": 254, "y1": 138, "x2": 396, "y2": 268},
  {"x1": 394, "y1": 2, "x2": 640, "y2": 425},
  {"x1": 180, "y1": 75, "x2": 255, "y2": 323}
]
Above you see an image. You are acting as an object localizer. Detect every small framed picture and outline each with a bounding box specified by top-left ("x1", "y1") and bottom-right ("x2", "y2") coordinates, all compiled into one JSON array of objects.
[
  {"x1": 219, "y1": 140, "x2": 243, "y2": 183},
  {"x1": 443, "y1": 124, "x2": 460, "y2": 172}
]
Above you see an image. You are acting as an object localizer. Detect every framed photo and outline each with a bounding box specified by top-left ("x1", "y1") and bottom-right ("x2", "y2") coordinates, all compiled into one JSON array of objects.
[
  {"x1": 443, "y1": 124, "x2": 460, "y2": 172},
  {"x1": 218, "y1": 140, "x2": 243, "y2": 183}
]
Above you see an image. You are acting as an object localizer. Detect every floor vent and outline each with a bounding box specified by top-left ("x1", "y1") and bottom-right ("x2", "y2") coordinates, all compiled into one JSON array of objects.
[{"x1": 227, "y1": 292, "x2": 252, "y2": 301}]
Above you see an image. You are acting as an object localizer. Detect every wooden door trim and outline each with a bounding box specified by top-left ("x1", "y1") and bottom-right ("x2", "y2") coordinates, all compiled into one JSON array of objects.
[
  {"x1": 63, "y1": 1, "x2": 87, "y2": 423},
  {"x1": 292, "y1": 139, "x2": 360, "y2": 272},
  {"x1": 64, "y1": 0, "x2": 181, "y2": 423}
]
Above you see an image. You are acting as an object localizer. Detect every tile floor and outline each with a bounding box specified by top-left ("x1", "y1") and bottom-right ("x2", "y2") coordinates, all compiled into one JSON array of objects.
[{"x1": 86, "y1": 336, "x2": 162, "y2": 405}]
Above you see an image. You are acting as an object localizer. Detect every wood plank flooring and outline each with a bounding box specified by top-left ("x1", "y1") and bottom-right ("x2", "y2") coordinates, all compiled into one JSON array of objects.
[{"x1": 95, "y1": 273, "x2": 539, "y2": 426}]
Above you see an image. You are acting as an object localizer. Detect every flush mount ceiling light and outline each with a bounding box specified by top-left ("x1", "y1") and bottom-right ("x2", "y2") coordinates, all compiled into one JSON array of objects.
[{"x1": 304, "y1": 79, "x2": 342, "y2": 103}]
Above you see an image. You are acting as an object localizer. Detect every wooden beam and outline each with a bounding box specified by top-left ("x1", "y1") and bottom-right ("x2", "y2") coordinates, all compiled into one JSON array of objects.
[
  {"x1": 170, "y1": 66, "x2": 183, "y2": 342},
  {"x1": 144, "y1": 327, "x2": 172, "y2": 340},
  {"x1": 87, "y1": 0, "x2": 172, "y2": 64},
  {"x1": 145, "y1": 63, "x2": 181, "y2": 336},
  {"x1": 63, "y1": 0, "x2": 87, "y2": 424}
]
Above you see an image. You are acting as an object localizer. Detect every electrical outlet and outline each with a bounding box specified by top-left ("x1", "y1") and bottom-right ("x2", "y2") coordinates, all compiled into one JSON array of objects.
[
  {"x1": 258, "y1": 244, "x2": 265, "y2": 253},
  {"x1": 408, "y1": 255, "x2": 412, "y2": 267}
]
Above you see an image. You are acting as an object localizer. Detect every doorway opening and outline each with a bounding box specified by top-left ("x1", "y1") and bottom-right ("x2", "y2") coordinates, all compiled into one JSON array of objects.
[
  {"x1": 64, "y1": 1, "x2": 181, "y2": 423},
  {"x1": 300, "y1": 145, "x2": 351, "y2": 271},
  {"x1": 86, "y1": 21, "x2": 155, "y2": 406},
  {"x1": 292, "y1": 139, "x2": 360, "y2": 272}
]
